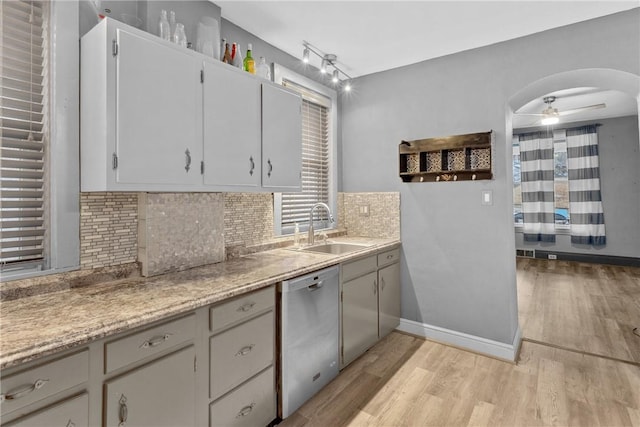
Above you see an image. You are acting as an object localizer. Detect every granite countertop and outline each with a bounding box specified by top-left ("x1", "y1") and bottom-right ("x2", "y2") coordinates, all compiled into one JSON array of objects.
[{"x1": 0, "y1": 237, "x2": 400, "y2": 370}]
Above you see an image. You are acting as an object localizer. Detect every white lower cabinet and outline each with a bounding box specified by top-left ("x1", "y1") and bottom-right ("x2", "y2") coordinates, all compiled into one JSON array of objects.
[
  {"x1": 209, "y1": 366, "x2": 275, "y2": 427},
  {"x1": 104, "y1": 346, "x2": 196, "y2": 427},
  {"x1": 208, "y1": 287, "x2": 276, "y2": 427},
  {"x1": 5, "y1": 393, "x2": 89, "y2": 427},
  {"x1": 342, "y1": 271, "x2": 379, "y2": 367},
  {"x1": 340, "y1": 247, "x2": 401, "y2": 368}
]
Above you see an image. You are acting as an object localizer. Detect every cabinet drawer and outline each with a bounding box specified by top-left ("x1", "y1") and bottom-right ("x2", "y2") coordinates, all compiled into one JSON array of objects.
[
  {"x1": 210, "y1": 286, "x2": 274, "y2": 333},
  {"x1": 210, "y1": 311, "x2": 274, "y2": 400},
  {"x1": 0, "y1": 350, "x2": 88, "y2": 416},
  {"x1": 104, "y1": 314, "x2": 195, "y2": 373},
  {"x1": 342, "y1": 255, "x2": 377, "y2": 282},
  {"x1": 209, "y1": 366, "x2": 275, "y2": 427},
  {"x1": 5, "y1": 393, "x2": 89, "y2": 427},
  {"x1": 378, "y1": 248, "x2": 400, "y2": 267}
]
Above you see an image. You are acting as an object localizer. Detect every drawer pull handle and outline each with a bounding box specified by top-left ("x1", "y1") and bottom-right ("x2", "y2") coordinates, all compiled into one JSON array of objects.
[
  {"x1": 387, "y1": 254, "x2": 394, "y2": 259},
  {"x1": 236, "y1": 403, "x2": 255, "y2": 418},
  {"x1": 236, "y1": 344, "x2": 255, "y2": 356},
  {"x1": 381, "y1": 276, "x2": 386, "y2": 291},
  {"x1": 0, "y1": 379, "x2": 48, "y2": 402},
  {"x1": 118, "y1": 394, "x2": 128, "y2": 427},
  {"x1": 139, "y1": 333, "x2": 172, "y2": 349},
  {"x1": 237, "y1": 302, "x2": 256, "y2": 312},
  {"x1": 249, "y1": 156, "x2": 255, "y2": 176},
  {"x1": 267, "y1": 159, "x2": 273, "y2": 178}
]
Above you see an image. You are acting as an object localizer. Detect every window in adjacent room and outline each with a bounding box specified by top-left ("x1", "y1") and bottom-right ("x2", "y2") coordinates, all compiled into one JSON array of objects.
[
  {"x1": 513, "y1": 130, "x2": 570, "y2": 228},
  {"x1": 273, "y1": 65, "x2": 337, "y2": 236}
]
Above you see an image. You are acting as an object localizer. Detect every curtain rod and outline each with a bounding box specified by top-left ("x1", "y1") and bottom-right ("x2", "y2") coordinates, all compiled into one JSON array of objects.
[{"x1": 513, "y1": 123, "x2": 601, "y2": 136}]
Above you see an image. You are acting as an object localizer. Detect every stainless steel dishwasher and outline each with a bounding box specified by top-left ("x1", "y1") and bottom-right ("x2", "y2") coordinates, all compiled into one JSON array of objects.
[{"x1": 280, "y1": 265, "x2": 340, "y2": 418}]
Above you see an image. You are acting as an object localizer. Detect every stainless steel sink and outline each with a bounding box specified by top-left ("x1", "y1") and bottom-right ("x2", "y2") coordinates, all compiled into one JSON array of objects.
[{"x1": 298, "y1": 243, "x2": 368, "y2": 255}]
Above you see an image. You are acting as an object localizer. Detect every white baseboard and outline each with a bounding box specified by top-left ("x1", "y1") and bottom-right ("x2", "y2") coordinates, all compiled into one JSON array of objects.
[{"x1": 397, "y1": 318, "x2": 522, "y2": 362}]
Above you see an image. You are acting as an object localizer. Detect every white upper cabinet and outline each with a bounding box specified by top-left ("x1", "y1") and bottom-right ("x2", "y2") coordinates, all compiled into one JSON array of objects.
[
  {"x1": 115, "y1": 29, "x2": 202, "y2": 186},
  {"x1": 81, "y1": 18, "x2": 302, "y2": 192},
  {"x1": 202, "y1": 59, "x2": 261, "y2": 189},
  {"x1": 261, "y1": 84, "x2": 302, "y2": 191}
]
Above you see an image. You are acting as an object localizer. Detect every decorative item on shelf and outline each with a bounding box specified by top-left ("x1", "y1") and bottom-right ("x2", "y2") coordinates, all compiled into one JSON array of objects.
[
  {"x1": 172, "y1": 23, "x2": 187, "y2": 47},
  {"x1": 256, "y1": 57, "x2": 271, "y2": 80},
  {"x1": 406, "y1": 153, "x2": 419, "y2": 173},
  {"x1": 426, "y1": 152, "x2": 440, "y2": 172},
  {"x1": 300, "y1": 41, "x2": 353, "y2": 92},
  {"x1": 222, "y1": 42, "x2": 232, "y2": 64},
  {"x1": 231, "y1": 43, "x2": 243, "y2": 69},
  {"x1": 158, "y1": 9, "x2": 170, "y2": 41},
  {"x1": 169, "y1": 10, "x2": 176, "y2": 39},
  {"x1": 196, "y1": 17, "x2": 220, "y2": 59},
  {"x1": 244, "y1": 43, "x2": 256, "y2": 74},
  {"x1": 399, "y1": 131, "x2": 493, "y2": 183},
  {"x1": 448, "y1": 149, "x2": 465, "y2": 171}
]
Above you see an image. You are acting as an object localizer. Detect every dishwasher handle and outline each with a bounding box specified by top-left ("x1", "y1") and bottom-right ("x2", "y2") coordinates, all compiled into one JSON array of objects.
[{"x1": 307, "y1": 281, "x2": 324, "y2": 291}]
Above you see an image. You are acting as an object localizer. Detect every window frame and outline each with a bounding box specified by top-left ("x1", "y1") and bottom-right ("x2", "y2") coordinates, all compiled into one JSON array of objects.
[
  {"x1": 1, "y1": 1, "x2": 80, "y2": 281},
  {"x1": 272, "y1": 64, "x2": 338, "y2": 236}
]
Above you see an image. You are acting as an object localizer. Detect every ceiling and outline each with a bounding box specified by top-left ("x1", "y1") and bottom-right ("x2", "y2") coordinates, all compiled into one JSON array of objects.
[
  {"x1": 216, "y1": 1, "x2": 638, "y2": 78},
  {"x1": 512, "y1": 88, "x2": 639, "y2": 129}
]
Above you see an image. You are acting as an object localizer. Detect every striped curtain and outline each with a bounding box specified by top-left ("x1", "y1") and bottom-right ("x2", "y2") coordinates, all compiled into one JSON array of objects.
[
  {"x1": 519, "y1": 132, "x2": 556, "y2": 242},
  {"x1": 566, "y1": 125, "x2": 606, "y2": 245}
]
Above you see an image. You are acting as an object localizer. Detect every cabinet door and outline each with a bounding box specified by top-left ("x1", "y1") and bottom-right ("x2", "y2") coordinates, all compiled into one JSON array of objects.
[
  {"x1": 115, "y1": 29, "x2": 202, "y2": 186},
  {"x1": 261, "y1": 84, "x2": 302, "y2": 190},
  {"x1": 5, "y1": 393, "x2": 89, "y2": 427},
  {"x1": 104, "y1": 346, "x2": 195, "y2": 427},
  {"x1": 203, "y1": 61, "x2": 261, "y2": 188},
  {"x1": 341, "y1": 272, "x2": 379, "y2": 367},
  {"x1": 378, "y1": 262, "x2": 400, "y2": 338}
]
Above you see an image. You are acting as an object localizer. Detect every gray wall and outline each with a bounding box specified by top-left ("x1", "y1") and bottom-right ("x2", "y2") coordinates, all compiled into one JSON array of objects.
[
  {"x1": 340, "y1": 9, "x2": 640, "y2": 344},
  {"x1": 515, "y1": 115, "x2": 640, "y2": 258}
]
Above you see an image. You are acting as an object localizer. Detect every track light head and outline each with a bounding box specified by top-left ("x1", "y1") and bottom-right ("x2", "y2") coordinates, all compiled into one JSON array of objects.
[
  {"x1": 332, "y1": 69, "x2": 339, "y2": 83},
  {"x1": 320, "y1": 58, "x2": 328, "y2": 74},
  {"x1": 302, "y1": 47, "x2": 309, "y2": 63},
  {"x1": 344, "y1": 80, "x2": 352, "y2": 92}
]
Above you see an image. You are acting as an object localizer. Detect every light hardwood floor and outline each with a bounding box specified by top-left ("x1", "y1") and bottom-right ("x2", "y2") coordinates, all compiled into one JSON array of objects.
[
  {"x1": 517, "y1": 258, "x2": 640, "y2": 364},
  {"x1": 280, "y1": 259, "x2": 640, "y2": 427}
]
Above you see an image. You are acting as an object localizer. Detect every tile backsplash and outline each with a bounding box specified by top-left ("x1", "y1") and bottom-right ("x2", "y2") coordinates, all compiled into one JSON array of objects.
[
  {"x1": 342, "y1": 192, "x2": 400, "y2": 239},
  {"x1": 138, "y1": 193, "x2": 224, "y2": 276},
  {"x1": 80, "y1": 193, "x2": 138, "y2": 269},
  {"x1": 78, "y1": 191, "x2": 400, "y2": 274}
]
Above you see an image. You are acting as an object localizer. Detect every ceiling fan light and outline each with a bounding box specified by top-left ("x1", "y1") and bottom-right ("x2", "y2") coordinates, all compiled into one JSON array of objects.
[{"x1": 541, "y1": 116, "x2": 559, "y2": 125}]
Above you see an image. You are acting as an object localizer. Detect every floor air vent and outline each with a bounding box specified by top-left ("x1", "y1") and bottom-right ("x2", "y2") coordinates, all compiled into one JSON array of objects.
[{"x1": 516, "y1": 249, "x2": 535, "y2": 258}]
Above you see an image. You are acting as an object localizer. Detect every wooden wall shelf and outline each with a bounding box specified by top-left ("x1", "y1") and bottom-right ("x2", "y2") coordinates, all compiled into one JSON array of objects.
[{"x1": 399, "y1": 131, "x2": 493, "y2": 182}]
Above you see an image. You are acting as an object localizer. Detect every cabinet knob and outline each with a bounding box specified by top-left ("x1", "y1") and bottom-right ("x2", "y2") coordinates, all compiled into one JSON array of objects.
[
  {"x1": 237, "y1": 302, "x2": 256, "y2": 312},
  {"x1": 236, "y1": 403, "x2": 255, "y2": 418},
  {"x1": 118, "y1": 394, "x2": 128, "y2": 427},
  {"x1": 0, "y1": 378, "x2": 48, "y2": 402},
  {"x1": 139, "y1": 333, "x2": 172, "y2": 349},
  {"x1": 235, "y1": 344, "x2": 255, "y2": 356},
  {"x1": 185, "y1": 149, "x2": 192, "y2": 172}
]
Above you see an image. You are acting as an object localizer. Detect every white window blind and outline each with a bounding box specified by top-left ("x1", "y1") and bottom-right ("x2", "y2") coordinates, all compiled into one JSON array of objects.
[
  {"x1": 280, "y1": 80, "x2": 330, "y2": 232},
  {"x1": 1, "y1": 1, "x2": 48, "y2": 264}
]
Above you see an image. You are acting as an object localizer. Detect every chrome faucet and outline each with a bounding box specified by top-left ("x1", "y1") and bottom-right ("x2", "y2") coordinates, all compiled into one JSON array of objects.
[{"x1": 308, "y1": 203, "x2": 334, "y2": 245}]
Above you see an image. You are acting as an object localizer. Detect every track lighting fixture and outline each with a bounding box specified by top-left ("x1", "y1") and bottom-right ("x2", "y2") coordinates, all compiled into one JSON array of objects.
[{"x1": 301, "y1": 41, "x2": 353, "y2": 92}]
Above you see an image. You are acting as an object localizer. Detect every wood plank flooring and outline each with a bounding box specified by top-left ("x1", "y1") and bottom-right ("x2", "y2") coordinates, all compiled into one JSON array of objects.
[
  {"x1": 279, "y1": 259, "x2": 640, "y2": 426},
  {"x1": 517, "y1": 258, "x2": 640, "y2": 364}
]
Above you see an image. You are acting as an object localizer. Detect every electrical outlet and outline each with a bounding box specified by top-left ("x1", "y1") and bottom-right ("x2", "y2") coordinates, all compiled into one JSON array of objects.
[
  {"x1": 548, "y1": 254, "x2": 557, "y2": 260},
  {"x1": 359, "y1": 205, "x2": 370, "y2": 217}
]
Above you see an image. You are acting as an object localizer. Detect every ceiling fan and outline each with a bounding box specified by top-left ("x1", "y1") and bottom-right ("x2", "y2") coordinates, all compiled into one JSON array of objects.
[{"x1": 516, "y1": 95, "x2": 606, "y2": 126}]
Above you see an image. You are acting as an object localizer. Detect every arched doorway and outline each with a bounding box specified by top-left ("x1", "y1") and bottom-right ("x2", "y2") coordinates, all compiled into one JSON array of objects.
[{"x1": 506, "y1": 68, "x2": 640, "y2": 363}]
